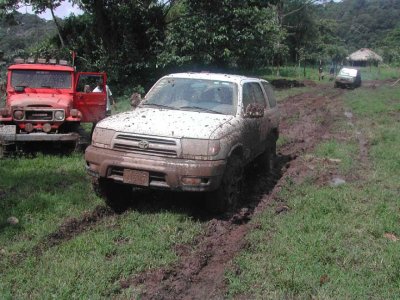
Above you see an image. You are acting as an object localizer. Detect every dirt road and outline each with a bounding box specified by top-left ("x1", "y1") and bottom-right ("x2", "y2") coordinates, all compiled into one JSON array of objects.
[{"x1": 119, "y1": 83, "x2": 348, "y2": 299}]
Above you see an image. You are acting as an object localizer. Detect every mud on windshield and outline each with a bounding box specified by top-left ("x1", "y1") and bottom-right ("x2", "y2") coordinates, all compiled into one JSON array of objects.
[
  {"x1": 11, "y1": 70, "x2": 72, "y2": 89},
  {"x1": 144, "y1": 78, "x2": 238, "y2": 115}
]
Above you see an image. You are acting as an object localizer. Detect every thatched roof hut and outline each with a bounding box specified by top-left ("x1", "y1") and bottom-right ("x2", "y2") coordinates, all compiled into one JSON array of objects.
[{"x1": 347, "y1": 48, "x2": 383, "y2": 66}]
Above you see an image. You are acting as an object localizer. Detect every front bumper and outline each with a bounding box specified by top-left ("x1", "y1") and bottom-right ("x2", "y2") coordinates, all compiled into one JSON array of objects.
[
  {"x1": 85, "y1": 145, "x2": 227, "y2": 192},
  {"x1": 335, "y1": 79, "x2": 354, "y2": 88},
  {"x1": 0, "y1": 128, "x2": 79, "y2": 143}
]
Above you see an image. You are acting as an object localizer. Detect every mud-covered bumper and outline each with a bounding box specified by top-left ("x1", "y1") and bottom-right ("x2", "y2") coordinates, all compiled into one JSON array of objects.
[{"x1": 85, "y1": 145, "x2": 226, "y2": 192}]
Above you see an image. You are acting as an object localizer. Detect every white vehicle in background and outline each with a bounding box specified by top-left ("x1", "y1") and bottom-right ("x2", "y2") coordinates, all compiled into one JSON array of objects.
[{"x1": 334, "y1": 67, "x2": 362, "y2": 89}]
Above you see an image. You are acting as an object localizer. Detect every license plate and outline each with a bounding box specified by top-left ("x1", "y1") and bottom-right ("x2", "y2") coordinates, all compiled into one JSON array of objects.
[
  {"x1": 0, "y1": 125, "x2": 16, "y2": 135},
  {"x1": 123, "y1": 169, "x2": 149, "y2": 186}
]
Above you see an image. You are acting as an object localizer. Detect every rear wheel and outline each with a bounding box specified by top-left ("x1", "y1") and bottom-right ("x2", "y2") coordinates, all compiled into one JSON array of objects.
[
  {"x1": 93, "y1": 178, "x2": 132, "y2": 213},
  {"x1": 206, "y1": 155, "x2": 243, "y2": 213}
]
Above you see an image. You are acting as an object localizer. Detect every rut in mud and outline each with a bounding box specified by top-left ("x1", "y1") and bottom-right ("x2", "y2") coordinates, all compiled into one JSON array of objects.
[
  {"x1": 9, "y1": 206, "x2": 116, "y2": 266},
  {"x1": 120, "y1": 84, "x2": 348, "y2": 299}
]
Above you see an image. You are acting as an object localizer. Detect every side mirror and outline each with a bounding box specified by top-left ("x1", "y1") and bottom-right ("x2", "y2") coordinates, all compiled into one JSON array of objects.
[
  {"x1": 244, "y1": 103, "x2": 264, "y2": 118},
  {"x1": 130, "y1": 93, "x2": 142, "y2": 109}
]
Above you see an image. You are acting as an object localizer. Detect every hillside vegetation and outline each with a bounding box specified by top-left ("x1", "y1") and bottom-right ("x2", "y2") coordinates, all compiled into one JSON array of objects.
[
  {"x1": 0, "y1": 12, "x2": 56, "y2": 58},
  {"x1": 2, "y1": 0, "x2": 400, "y2": 92}
]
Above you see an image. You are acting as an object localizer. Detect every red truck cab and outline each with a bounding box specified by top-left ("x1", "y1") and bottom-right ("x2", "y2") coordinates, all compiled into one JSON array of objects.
[{"x1": 0, "y1": 59, "x2": 107, "y2": 156}]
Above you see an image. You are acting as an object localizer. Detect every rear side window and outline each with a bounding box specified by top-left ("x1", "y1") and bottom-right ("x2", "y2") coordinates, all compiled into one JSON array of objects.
[{"x1": 262, "y1": 82, "x2": 277, "y2": 108}]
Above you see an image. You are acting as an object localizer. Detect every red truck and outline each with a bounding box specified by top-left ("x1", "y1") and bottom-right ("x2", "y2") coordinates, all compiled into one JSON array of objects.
[{"x1": 0, "y1": 58, "x2": 107, "y2": 157}]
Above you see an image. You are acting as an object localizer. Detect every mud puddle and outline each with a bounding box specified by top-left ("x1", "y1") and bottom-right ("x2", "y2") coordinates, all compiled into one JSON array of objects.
[{"x1": 117, "y1": 83, "x2": 347, "y2": 299}]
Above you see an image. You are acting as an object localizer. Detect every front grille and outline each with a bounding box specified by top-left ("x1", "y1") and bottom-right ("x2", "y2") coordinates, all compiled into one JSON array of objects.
[
  {"x1": 112, "y1": 134, "x2": 180, "y2": 157},
  {"x1": 25, "y1": 110, "x2": 53, "y2": 121}
]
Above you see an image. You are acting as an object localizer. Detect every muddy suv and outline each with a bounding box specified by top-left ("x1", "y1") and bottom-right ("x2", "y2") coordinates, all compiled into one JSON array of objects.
[{"x1": 85, "y1": 73, "x2": 280, "y2": 212}]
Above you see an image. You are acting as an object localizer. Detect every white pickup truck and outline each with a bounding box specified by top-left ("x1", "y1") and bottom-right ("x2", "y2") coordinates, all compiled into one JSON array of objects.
[{"x1": 85, "y1": 72, "x2": 280, "y2": 212}]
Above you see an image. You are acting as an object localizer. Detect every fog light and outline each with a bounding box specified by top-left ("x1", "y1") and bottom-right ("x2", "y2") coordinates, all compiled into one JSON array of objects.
[
  {"x1": 43, "y1": 123, "x2": 52, "y2": 133},
  {"x1": 54, "y1": 110, "x2": 65, "y2": 120},
  {"x1": 181, "y1": 177, "x2": 202, "y2": 185},
  {"x1": 13, "y1": 110, "x2": 24, "y2": 120},
  {"x1": 25, "y1": 123, "x2": 34, "y2": 132}
]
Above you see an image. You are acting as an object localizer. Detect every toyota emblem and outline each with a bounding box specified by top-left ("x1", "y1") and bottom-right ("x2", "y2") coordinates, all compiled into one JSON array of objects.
[{"x1": 138, "y1": 140, "x2": 149, "y2": 149}]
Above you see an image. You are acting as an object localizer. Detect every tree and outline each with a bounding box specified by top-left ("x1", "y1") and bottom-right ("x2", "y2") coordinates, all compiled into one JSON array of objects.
[{"x1": 159, "y1": 0, "x2": 286, "y2": 71}]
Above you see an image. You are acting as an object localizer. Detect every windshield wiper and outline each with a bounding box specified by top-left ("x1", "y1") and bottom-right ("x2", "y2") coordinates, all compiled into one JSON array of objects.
[
  {"x1": 40, "y1": 85, "x2": 52, "y2": 88},
  {"x1": 179, "y1": 106, "x2": 223, "y2": 114},
  {"x1": 141, "y1": 103, "x2": 177, "y2": 110}
]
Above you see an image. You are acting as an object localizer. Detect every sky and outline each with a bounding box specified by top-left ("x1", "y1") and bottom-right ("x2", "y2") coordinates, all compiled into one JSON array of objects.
[{"x1": 17, "y1": 2, "x2": 83, "y2": 20}]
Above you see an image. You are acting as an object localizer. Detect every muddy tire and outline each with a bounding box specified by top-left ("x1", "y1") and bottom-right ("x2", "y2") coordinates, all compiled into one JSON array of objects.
[
  {"x1": 259, "y1": 146, "x2": 272, "y2": 172},
  {"x1": 93, "y1": 178, "x2": 132, "y2": 213},
  {"x1": 206, "y1": 156, "x2": 243, "y2": 213}
]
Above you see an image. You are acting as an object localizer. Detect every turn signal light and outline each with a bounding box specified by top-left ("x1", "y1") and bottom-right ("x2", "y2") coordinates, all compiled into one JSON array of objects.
[
  {"x1": 70, "y1": 109, "x2": 80, "y2": 117},
  {"x1": 181, "y1": 177, "x2": 202, "y2": 185}
]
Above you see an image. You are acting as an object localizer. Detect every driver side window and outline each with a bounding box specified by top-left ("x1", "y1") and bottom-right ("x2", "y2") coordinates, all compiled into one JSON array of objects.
[{"x1": 242, "y1": 82, "x2": 266, "y2": 110}]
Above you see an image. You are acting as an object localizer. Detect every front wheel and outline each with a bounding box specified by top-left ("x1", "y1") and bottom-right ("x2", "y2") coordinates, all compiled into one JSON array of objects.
[
  {"x1": 205, "y1": 156, "x2": 243, "y2": 213},
  {"x1": 93, "y1": 178, "x2": 132, "y2": 213}
]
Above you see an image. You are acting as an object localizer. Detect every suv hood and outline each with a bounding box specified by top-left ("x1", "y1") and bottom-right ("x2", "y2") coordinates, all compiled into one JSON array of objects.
[{"x1": 97, "y1": 108, "x2": 234, "y2": 139}]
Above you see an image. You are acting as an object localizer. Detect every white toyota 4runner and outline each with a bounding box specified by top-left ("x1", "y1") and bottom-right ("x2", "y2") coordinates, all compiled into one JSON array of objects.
[{"x1": 85, "y1": 72, "x2": 280, "y2": 212}]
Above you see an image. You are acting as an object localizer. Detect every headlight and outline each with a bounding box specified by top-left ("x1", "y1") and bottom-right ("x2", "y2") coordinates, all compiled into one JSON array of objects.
[
  {"x1": 13, "y1": 110, "x2": 24, "y2": 120},
  {"x1": 181, "y1": 139, "x2": 221, "y2": 157},
  {"x1": 54, "y1": 110, "x2": 65, "y2": 120},
  {"x1": 92, "y1": 127, "x2": 115, "y2": 148}
]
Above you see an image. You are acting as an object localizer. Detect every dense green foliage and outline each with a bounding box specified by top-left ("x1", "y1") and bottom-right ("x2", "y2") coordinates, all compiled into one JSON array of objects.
[{"x1": 1, "y1": 0, "x2": 400, "y2": 90}]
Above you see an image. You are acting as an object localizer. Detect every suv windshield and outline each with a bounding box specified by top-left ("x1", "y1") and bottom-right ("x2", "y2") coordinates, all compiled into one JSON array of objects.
[
  {"x1": 143, "y1": 77, "x2": 238, "y2": 115},
  {"x1": 338, "y1": 68, "x2": 357, "y2": 77},
  {"x1": 11, "y1": 70, "x2": 72, "y2": 89}
]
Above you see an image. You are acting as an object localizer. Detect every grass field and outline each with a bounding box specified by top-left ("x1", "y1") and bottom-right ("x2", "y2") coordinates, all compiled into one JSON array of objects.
[
  {"x1": 1, "y1": 70, "x2": 399, "y2": 298},
  {"x1": 0, "y1": 157, "x2": 202, "y2": 298},
  {"x1": 226, "y1": 85, "x2": 400, "y2": 298}
]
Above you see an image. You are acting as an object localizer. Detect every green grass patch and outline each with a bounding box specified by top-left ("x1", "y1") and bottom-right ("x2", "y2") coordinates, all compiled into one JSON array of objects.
[
  {"x1": 226, "y1": 85, "x2": 400, "y2": 298},
  {"x1": 0, "y1": 154, "x2": 203, "y2": 298}
]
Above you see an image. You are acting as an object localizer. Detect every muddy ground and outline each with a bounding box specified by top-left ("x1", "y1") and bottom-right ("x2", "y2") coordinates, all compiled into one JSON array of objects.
[{"x1": 28, "y1": 81, "x2": 384, "y2": 299}]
